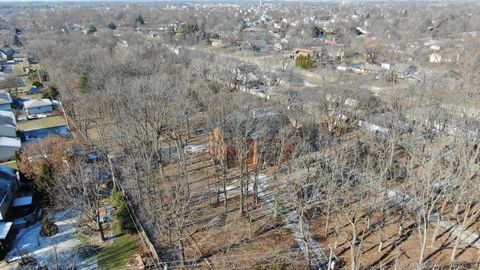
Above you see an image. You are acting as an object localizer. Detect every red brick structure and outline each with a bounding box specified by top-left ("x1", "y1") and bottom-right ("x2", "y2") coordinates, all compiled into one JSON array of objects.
[{"x1": 209, "y1": 127, "x2": 258, "y2": 169}]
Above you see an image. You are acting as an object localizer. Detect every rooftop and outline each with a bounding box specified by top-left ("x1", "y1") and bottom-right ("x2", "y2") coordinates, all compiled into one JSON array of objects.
[
  {"x1": 0, "y1": 110, "x2": 16, "y2": 126},
  {"x1": 11, "y1": 196, "x2": 33, "y2": 207},
  {"x1": 23, "y1": 99, "x2": 53, "y2": 109},
  {"x1": 17, "y1": 115, "x2": 67, "y2": 131},
  {"x1": 0, "y1": 91, "x2": 12, "y2": 105},
  {"x1": 0, "y1": 222, "x2": 12, "y2": 239},
  {"x1": 0, "y1": 164, "x2": 17, "y2": 206},
  {"x1": 0, "y1": 137, "x2": 21, "y2": 148}
]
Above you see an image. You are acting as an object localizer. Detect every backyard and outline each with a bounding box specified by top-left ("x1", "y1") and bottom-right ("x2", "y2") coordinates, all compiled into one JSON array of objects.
[{"x1": 17, "y1": 115, "x2": 67, "y2": 131}]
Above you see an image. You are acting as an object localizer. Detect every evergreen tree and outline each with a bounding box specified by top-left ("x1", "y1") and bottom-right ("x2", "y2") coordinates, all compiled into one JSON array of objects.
[
  {"x1": 296, "y1": 55, "x2": 312, "y2": 69},
  {"x1": 35, "y1": 162, "x2": 53, "y2": 194},
  {"x1": 107, "y1": 22, "x2": 117, "y2": 30},
  {"x1": 78, "y1": 68, "x2": 90, "y2": 93},
  {"x1": 43, "y1": 85, "x2": 60, "y2": 99},
  {"x1": 311, "y1": 25, "x2": 323, "y2": 38},
  {"x1": 13, "y1": 34, "x2": 22, "y2": 46},
  {"x1": 111, "y1": 187, "x2": 135, "y2": 233},
  {"x1": 136, "y1": 15, "x2": 145, "y2": 25},
  {"x1": 86, "y1": 25, "x2": 97, "y2": 34},
  {"x1": 40, "y1": 216, "x2": 58, "y2": 237}
]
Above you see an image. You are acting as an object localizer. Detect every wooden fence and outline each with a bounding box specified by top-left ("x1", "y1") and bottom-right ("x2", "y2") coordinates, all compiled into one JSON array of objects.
[{"x1": 112, "y1": 172, "x2": 165, "y2": 269}]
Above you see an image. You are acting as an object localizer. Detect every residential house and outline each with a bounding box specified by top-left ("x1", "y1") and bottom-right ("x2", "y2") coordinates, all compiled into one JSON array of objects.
[
  {"x1": 208, "y1": 113, "x2": 301, "y2": 169},
  {"x1": 234, "y1": 66, "x2": 262, "y2": 89},
  {"x1": 274, "y1": 38, "x2": 289, "y2": 51},
  {"x1": 172, "y1": 46, "x2": 187, "y2": 56},
  {"x1": 0, "y1": 48, "x2": 14, "y2": 61},
  {"x1": 210, "y1": 38, "x2": 230, "y2": 48},
  {"x1": 394, "y1": 64, "x2": 416, "y2": 76},
  {"x1": 359, "y1": 113, "x2": 411, "y2": 135},
  {"x1": 351, "y1": 62, "x2": 385, "y2": 75},
  {"x1": 291, "y1": 48, "x2": 320, "y2": 60},
  {"x1": 245, "y1": 40, "x2": 268, "y2": 52},
  {"x1": 429, "y1": 53, "x2": 443, "y2": 63},
  {"x1": 0, "y1": 137, "x2": 21, "y2": 161},
  {"x1": 354, "y1": 27, "x2": 371, "y2": 37},
  {"x1": 0, "y1": 110, "x2": 16, "y2": 138},
  {"x1": 404, "y1": 107, "x2": 480, "y2": 138},
  {"x1": 0, "y1": 165, "x2": 20, "y2": 220},
  {"x1": 0, "y1": 91, "x2": 12, "y2": 112},
  {"x1": 322, "y1": 45, "x2": 345, "y2": 61},
  {"x1": 23, "y1": 99, "x2": 53, "y2": 115},
  {"x1": 209, "y1": 127, "x2": 258, "y2": 169}
]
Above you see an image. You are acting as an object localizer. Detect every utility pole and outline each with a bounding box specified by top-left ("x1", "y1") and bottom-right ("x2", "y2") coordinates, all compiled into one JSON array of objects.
[{"x1": 107, "y1": 154, "x2": 116, "y2": 189}]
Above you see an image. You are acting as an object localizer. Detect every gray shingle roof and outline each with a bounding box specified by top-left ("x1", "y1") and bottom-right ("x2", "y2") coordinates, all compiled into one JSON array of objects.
[
  {"x1": 0, "y1": 91, "x2": 12, "y2": 105},
  {"x1": 23, "y1": 99, "x2": 53, "y2": 109}
]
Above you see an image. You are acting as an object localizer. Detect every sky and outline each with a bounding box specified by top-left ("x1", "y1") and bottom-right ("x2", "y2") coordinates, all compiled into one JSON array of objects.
[{"x1": 0, "y1": 0, "x2": 452, "y2": 2}]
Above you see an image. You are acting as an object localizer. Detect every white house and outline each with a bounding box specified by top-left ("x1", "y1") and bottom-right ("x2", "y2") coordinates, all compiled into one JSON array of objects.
[
  {"x1": 0, "y1": 92, "x2": 12, "y2": 112},
  {"x1": 0, "y1": 48, "x2": 14, "y2": 61},
  {"x1": 23, "y1": 99, "x2": 53, "y2": 115},
  {"x1": 0, "y1": 137, "x2": 21, "y2": 162},
  {"x1": 0, "y1": 164, "x2": 20, "y2": 221},
  {"x1": 0, "y1": 110, "x2": 16, "y2": 138},
  {"x1": 245, "y1": 40, "x2": 268, "y2": 52},
  {"x1": 429, "y1": 53, "x2": 442, "y2": 63}
]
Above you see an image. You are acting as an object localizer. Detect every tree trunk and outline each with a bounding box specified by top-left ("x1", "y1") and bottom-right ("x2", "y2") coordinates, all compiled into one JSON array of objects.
[
  {"x1": 418, "y1": 217, "x2": 428, "y2": 268},
  {"x1": 431, "y1": 199, "x2": 448, "y2": 247},
  {"x1": 350, "y1": 225, "x2": 358, "y2": 270},
  {"x1": 299, "y1": 214, "x2": 311, "y2": 268},
  {"x1": 178, "y1": 239, "x2": 186, "y2": 266},
  {"x1": 223, "y1": 163, "x2": 228, "y2": 212},
  {"x1": 97, "y1": 211, "x2": 106, "y2": 242},
  {"x1": 451, "y1": 204, "x2": 471, "y2": 263},
  {"x1": 239, "y1": 176, "x2": 244, "y2": 216},
  {"x1": 324, "y1": 208, "x2": 330, "y2": 236},
  {"x1": 253, "y1": 170, "x2": 259, "y2": 205}
]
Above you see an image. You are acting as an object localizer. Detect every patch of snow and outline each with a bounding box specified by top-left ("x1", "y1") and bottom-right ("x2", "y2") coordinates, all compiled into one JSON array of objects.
[
  {"x1": 184, "y1": 143, "x2": 208, "y2": 153},
  {"x1": 7, "y1": 209, "x2": 97, "y2": 269}
]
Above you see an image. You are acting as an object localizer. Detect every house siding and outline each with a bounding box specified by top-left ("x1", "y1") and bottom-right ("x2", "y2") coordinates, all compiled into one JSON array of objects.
[
  {"x1": 0, "y1": 104, "x2": 12, "y2": 111},
  {"x1": 0, "y1": 126, "x2": 16, "y2": 138},
  {"x1": 0, "y1": 146, "x2": 17, "y2": 162},
  {"x1": 0, "y1": 177, "x2": 19, "y2": 221},
  {"x1": 26, "y1": 105, "x2": 53, "y2": 115}
]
